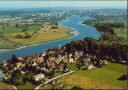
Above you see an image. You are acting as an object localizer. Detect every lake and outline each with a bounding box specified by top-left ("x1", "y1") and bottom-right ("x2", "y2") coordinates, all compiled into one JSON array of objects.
[{"x1": 0, "y1": 16, "x2": 101, "y2": 62}]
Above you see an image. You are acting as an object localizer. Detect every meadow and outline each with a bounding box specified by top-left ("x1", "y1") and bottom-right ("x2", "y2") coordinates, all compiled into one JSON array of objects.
[
  {"x1": 0, "y1": 24, "x2": 73, "y2": 49},
  {"x1": 41, "y1": 63, "x2": 127, "y2": 89}
]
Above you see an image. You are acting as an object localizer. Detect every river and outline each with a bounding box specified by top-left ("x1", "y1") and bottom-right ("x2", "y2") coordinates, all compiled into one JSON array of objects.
[{"x1": 0, "y1": 16, "x2": 102, "y2": 62}]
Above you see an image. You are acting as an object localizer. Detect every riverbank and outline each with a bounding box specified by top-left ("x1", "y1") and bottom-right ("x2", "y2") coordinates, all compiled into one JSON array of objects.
[
  {"x1": 0, "y1": 41, "x2": 17, "y2": 49},
  {"x1": 0, "y1": 16, "x2": 102, "y2": 61},
  {"x1": 82, "y1": 20, "x2": 127, "y2": 45},
  {"x1": 0, "y1": 36, "x2": 127, "y2": 89},
  {"x1": 1, "y1": 27, "x2": 73, "y2": 50}
]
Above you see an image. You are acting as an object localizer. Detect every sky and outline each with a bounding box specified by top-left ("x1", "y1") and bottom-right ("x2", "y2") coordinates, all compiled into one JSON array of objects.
[{"x1": 0, "y1": 1, "x2": 127, "y2": 8}]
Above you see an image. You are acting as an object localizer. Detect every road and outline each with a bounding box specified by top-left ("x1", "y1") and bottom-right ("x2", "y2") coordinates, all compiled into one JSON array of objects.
[
  {"x1": 0, "y1": 70, "x2": 17, "y2": 90},
  {"x1": 35, "y1": 71, "x2": 75, "y2": 90},
  {"x1": 12, "y1": 85, "x2": 17, "y2": 90}
]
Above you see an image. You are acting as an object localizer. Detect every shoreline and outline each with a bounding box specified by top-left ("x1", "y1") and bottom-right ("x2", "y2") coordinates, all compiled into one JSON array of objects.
[
  {"x1": 0, "y1": 20, "x2": 96, "y2": 51},
  {"x1": 17, "y1": 29, "x2": 74, "y2": 50},
  {"x1": 0, "y1": 28, "x2": 75, "y2": 51},
  {"x1": 0, "y1": 16, "x2": 102, "y2": 61}
]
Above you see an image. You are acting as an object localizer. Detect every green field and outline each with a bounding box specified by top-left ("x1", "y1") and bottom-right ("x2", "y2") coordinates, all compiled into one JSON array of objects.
[
  {"x1": 114, "y1": 28, "x2": 127, "y2": 44},
  {"x1": 5, "y1": 27, "x2": 73, "y2": 46},
  {"x1": 114, "y1": 28, "x2": 127, "y2": 38},
  {"x1": 0, "y1": 24, "x2": 73, "y2": 49},
  {"x1": 76, "y1": 63, "x2": 127, "y2": 89},
  {"x1": 0, "y1": 24, "x2": 40, "y2": 34},
  {"x1": 16, "y1": 82, "x2": 36, "y2": 90},
  {"x1": 0, "y1": 82, "x2": 13, "y2": 89},
  {"x1": 0, "y1": 41, "x2": 16, "y2": 49},
  {"x1": 100, "y1": 18, "x2": 126, "y2": 24},
  {"x1": 42, "y1": 63, "x2": 127, "y2": 89}
]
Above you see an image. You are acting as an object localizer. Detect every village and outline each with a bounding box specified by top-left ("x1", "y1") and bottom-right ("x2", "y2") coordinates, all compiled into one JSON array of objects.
[
  {"x1": 0, "y1": 40, "x2": 110, "y2": 89},
  {"x1": 0, "y1": 7, "x2": 127, "y2": 89},
  {"x1": 0, "y1": 33, "x2": 127, "y2": 89}
]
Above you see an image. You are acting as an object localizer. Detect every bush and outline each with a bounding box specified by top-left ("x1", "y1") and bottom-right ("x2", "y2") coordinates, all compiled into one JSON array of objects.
[
  {"x1": 15, "y1": 34, "x2": 23, "y2": 39},
  {"x1": 24, "y1": 34, "x2": 32, "y2": 39}
]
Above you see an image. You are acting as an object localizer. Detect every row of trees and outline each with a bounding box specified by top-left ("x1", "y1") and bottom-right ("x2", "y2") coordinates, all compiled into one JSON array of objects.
[{"x1": 47, "y1": 37, "x2": 128, "y2": 64}]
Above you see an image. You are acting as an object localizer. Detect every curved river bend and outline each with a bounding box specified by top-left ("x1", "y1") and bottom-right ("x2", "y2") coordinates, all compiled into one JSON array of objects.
[{"x1": 0, "y1": 16, "x2": 101, "y2": 62}]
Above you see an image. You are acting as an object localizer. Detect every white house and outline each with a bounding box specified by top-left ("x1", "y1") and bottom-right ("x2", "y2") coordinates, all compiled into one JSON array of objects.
[
  {"x1": 87, "y1": 64, "x2": 94, "y2": 70},
  {"x1": 102, "y1": 60, "x2": 108, "y2": 65},
  {"x1": 69, "y1": 58, "x2": 75, "y2": 63},
  {"x1": 82, "y1": 63, "x2": 94, "y2": 70},
  {"x1": 33, "y1": 73, "x2": 45, "y2": 82},
  {"x1": 42, "y1": 52, "x2": 46, "y2": 57},
  {"x1": 69, "y1": 53, "x2": 72, "y2": 57}
]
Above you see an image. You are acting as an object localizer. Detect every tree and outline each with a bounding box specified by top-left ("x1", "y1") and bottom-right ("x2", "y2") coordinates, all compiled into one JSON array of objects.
[
  {"x1": 24, "y1": 21, "x2": 29, "y2": 31},
  {"x1": 11, "y1": 69, "x2": 24, "y2": 86},
  {"x1": 24, "y1": 72, "x2": 34, "y2": 82},
  {"x1": 15, "y1": 23, "x2": 19, "y2": 28},
  {"x1": 76, "y1": 56, "x2": 85, "y2": 69},
  {"x1": 11, "y1": 54, "x2": 18, "y2": 63},
  {"x1": 22, "y1": 29, "x2": 26, "y2": 33},
  {"x1": 0, "y1": 22, "x2": 5, "y2": 37},
  {"x1": 71, "y1": 86, "x2": 83, "y2": 90}
]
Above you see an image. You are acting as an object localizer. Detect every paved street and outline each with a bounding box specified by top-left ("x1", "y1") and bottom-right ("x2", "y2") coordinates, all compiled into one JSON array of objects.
[{"x1": 35, "y1": 71, "x2": 75, "y2": 90}]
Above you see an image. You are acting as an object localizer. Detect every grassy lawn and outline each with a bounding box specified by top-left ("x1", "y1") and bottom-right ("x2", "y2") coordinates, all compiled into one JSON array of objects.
[
  {"x1": 75, "y1": 63, "x2": 127, "y2": 89},
  {"x1": 42, "y1": 63, "x2": 127, "y2": 89},
  {"x1": 68, "y1": 62, "x2": 77, "y2": 71},
  {"x1": 0, "y1": 24, "x2": 40, "y2": 34},
  {"x1": 0, "y1": 41, "x2": 16, "y2": 49},
  {"x1": 114, "y1": 28, "x2": 127, "y2": 44},
  {"x1": 16, "y1": 82, "x2": 36, "y2": 90},
  {"x1": 0, "y1": 82, "x2": 13, "y2": 89},
  {"x1": 114, "y1": 28, "x2": 127, "y2": 38},
  {"x1": 100, "y1": 18, "x2": 126, "y2": 24}
]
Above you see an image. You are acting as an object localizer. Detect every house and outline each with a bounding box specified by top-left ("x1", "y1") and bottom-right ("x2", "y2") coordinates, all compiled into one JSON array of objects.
[
  {"x1": 69, "y1": 53, "x2": 72, "y2": 58},
  {"x1": 51, "y1": 62, "x2": 56, "y2": 69},
  {"x1": 16, "y1": 61, "x2": 22, "y2": 68},
  {"x1": 41, "y1": 68, "x2": 48, "y2": 73},
  {"x1": 37, "y1": 57, "x2": 44, "y2": 63},
  {"x1": 59, "y1": 65, "x2": 64, "y2": 72},
  {"x1": 74, "y1": 51, "x2": 83, "y2": 60},
  {"x1": 42, "y1": 52, "x2": 46, "y2": 57},
  {"x1": 68, "y1": 58, "x2": 75, "y2": 63},
  {"x1": 87, "y1": 64, "x2": 94, "y2": 70},
  {"x1": 33, "y1": 73, "x2": 45, "y2": 82},
  {"x1": 17, "y1": 57, "x2": 24, "y2": 61},
  {"x1": 21, "y1": 71, "x2": 26, "y2": 74},
  {"x1": 2, "y1": 60, "x2": 9, "y2": 66},
  {"x1": 121, "y1": 60, "x2": 126, "y2": 64},
  {"x1": 82, "y1": 64, "x2": 94, "y2": 70},
  {"x1": 32, "y1": 62, "x2": 37, "y2": 67},
  {"x1": 102, "y1": 60, "x2": 108, "y2": 65}
]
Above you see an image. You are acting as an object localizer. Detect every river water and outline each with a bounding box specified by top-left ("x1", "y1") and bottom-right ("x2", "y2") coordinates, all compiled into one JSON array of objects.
[{"x1": 0, "y1": 16, "x2": 102, "y2": 62}]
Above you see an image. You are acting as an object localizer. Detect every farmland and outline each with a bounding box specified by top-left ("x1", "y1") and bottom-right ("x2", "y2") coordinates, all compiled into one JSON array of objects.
[
  {"x1": 0, "y1": 24, "x2": 73, "y2": 49},
  {"x1": 41, "y1": 63, "x2": 127, "y2": 89}
]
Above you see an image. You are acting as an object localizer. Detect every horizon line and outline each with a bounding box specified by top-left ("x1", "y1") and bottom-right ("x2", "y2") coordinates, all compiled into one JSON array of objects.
[{"x1": 0, "y1": 0, "x2": 127, "y2": 2}]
